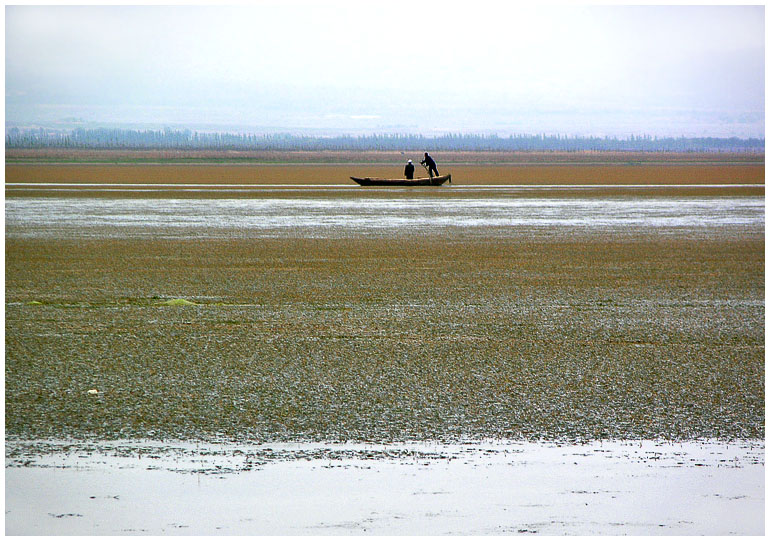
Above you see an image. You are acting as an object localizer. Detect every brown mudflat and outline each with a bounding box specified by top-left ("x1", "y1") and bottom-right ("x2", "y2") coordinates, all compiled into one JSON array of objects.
[{"x1": 5, "y1": 162, "x2": 764, "y2": 186}]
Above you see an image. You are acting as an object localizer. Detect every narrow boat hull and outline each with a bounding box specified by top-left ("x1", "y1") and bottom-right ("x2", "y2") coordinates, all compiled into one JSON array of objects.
[{"x1": 351, "y1": 174, "x2": 451, "y2": 186}]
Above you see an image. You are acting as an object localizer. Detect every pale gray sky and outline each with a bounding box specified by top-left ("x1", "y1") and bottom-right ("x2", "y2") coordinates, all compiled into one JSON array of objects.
[{"x1": 5, "y1": 2, "x2": 765, "y2": 137}]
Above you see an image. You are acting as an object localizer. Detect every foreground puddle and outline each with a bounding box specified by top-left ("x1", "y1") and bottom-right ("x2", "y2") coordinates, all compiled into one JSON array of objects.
[{"x1": 5, "y1": 439, "x2": 764, "y2": 535}]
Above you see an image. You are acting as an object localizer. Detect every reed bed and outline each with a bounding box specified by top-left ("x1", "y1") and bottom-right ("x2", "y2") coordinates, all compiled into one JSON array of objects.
[{"x1": 5, "y1": 148, "x2": 764, "y2": 165}]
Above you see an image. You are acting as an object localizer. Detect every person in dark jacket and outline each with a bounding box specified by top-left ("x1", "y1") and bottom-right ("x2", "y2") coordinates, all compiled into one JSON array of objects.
[
  {"x1": 420, "y1": 152, "x2": 439, "y2": 177},
  {"x1": 404, "y1": 159, "x2": 415, "y2": 179}
]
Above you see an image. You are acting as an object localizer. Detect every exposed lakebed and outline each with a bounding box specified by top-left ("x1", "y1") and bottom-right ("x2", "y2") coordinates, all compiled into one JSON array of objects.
[{"x1": 5, "y1": 182, "x2": 765, "y2": 534}]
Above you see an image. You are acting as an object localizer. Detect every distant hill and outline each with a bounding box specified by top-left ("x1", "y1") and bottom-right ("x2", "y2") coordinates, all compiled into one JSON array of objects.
[{"x1": 6, "y1": 127, "x2": 764, "y2": 153}]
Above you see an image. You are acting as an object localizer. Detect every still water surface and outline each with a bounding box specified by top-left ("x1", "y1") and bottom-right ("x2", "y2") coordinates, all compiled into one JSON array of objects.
[
  {"x1": 5, "y1": 438, "x2": 764, "y2": 535},
  {"x1": 5, "y1": 195, "x2": 763, "y2": 239}
]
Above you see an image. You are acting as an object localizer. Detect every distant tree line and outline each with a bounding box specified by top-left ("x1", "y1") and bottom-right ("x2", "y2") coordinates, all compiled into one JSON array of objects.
[{"x1": 5, "y1": 127, "x2": 764, "y2": 153}]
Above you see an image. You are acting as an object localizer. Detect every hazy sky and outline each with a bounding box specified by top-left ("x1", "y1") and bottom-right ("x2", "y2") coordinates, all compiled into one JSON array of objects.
[{"x1": 5, "y1": 2, "x2": 765, "y2": 137}]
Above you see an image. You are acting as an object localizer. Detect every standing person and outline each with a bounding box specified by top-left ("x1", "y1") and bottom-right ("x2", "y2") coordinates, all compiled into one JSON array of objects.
[
  {"x1": 420, "y1": 152, "x2": 439, "y2": 177},
  {"x1": 404, "y1": 159, "x2": 415, "y2": 180}
]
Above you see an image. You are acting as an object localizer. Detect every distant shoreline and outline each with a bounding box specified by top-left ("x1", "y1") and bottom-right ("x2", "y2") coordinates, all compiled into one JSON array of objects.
[{"x1": 5, "y1": 148, "x2": 764, "y2": 166}]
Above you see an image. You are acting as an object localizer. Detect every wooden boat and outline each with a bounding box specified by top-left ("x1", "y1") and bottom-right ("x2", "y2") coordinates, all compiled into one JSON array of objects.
[{"x1": 351, "y1": 174, "x2": 451, "y2": 187}]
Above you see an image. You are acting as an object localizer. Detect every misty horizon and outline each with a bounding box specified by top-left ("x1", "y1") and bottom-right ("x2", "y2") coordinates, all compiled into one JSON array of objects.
[{"x1": 5, "y1": 3, "x2": 765, "y2": 139}]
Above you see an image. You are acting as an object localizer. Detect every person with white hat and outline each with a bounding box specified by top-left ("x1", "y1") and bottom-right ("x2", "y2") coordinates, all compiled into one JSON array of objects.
[{"x1": 404, "y1": 159, "x2": 415, "y2": 180}]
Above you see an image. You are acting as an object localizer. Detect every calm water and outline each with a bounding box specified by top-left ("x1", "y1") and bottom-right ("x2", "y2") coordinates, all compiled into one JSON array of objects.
[
  {"x1": 5, "y1": 193, "x2": 764, "y2": 239},
  {"x1": 5, "y1": 438, "x2": 764, "y2": 535}
]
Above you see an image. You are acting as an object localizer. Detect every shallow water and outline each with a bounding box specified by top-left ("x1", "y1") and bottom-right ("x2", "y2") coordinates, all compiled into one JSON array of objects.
[
  {"x1": 5, "y1": 439, "x2": 764, "y2": 535},
  {"x1": 5, "y1": 194, "x2": 764, "y2": 239}
]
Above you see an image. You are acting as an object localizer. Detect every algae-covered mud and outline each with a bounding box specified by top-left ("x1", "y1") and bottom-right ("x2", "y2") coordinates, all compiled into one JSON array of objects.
[{"x1": 5, "y1": 188, "x2": 764, "y2": 442}]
